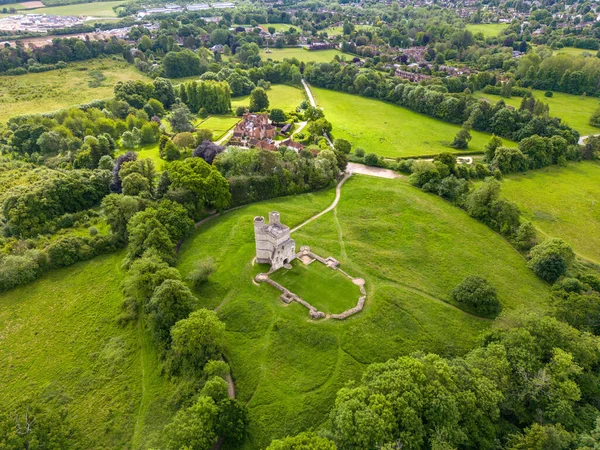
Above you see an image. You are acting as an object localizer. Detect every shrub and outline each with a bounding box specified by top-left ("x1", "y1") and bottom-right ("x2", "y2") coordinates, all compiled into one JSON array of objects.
[
  {"x1": 235, "y1": 105, "x2": 248, "y2": 116},
  {"x1": 527, "y1": 238, "x2": 575, "y2": 283},
  {"x1": 451, "y1": 275, "x2": 501, "y2": 316},
  {"x1": 186, "y1": 257, "x2": 215, "y2": 288},
  {"x1": 364, "y1": 153, "x2": 379, "y2": 166},
  {"x1": 545, "y1": 91, "x2": 554, "y2": 97},
  {"x1": 354, "y1": 147, "x2": 365, "y2": 157},
  {"x1": 89, "y1": 227, "x2": 99, "y2": 236}
]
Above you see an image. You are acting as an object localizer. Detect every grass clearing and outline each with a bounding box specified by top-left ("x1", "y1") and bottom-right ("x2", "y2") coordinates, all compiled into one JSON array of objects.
[
  {"x1": 231, "y1": 84, "x2": 306, "y2": 113},
  {"x1": 466, "y1": 23, "x2": 509, "y2": 37},
  {"x1": 197, "y1": 114, "x2": 240, "y2": 140},
  {"x1": 0, "y1": 57, "x2": 148, "y2": 123},
  {"x1": 324, "y1": 24, "x2": 374, "y2": 36},
  {"x1": 259, "y1": 23, "x2": 297, "y2": 32},
  {"x1": 475, "y1": 89, "x2": 600, "y2": 136},
  {"x1": 260, "y1": 47, "x2": 347, "y2": 63},
  {"x1": 312, "y1": 86, "x2": 509, "y2": 158},
  {"x1": 501, "y1": 161, "x2": 600, "y2": 263},
  {"x1": 0, "y1": 252, "x2": 176, "y2": 449},
  {"x1": 270, "y1": 259, "x2": 361, "y2": 314},
  {"x1": 177, "y1": 175, "x2": 549, "y2": 448}
]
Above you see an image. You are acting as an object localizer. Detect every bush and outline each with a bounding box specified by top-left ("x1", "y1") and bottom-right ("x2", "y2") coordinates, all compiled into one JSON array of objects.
[
  {"x1": 527, "y1": 238, "x2": 575, "y2": 283},
  {"x1": 545, "y1": 91, "x2": 554, "y2": 98},
  {"x1": 235, "y1": 105, "x2": 248, "y2": 116},
  {"x1": 186, "y1": 257, "x2": 215, "y2": 288},
  {"x1": 451, "y1": 275, "x2": 501, "y2": 316},
  {"x1": 354, "y1": 147, "x2": 365, "y2": 157},
  {"x1": 364, "y1": 153, "x2": 379, "y2": 166},
  {"x1": 89, "y1": 226, "x2": 99, "y2": 236}
]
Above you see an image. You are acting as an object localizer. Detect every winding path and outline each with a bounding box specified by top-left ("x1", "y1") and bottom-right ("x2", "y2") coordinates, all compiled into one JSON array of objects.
[
  {"x1": 578, "y1": 134, "x2": 600, "y2": 145},
  {"x1": 302, "y1": 79, "x2": 317, "y2": 107}
]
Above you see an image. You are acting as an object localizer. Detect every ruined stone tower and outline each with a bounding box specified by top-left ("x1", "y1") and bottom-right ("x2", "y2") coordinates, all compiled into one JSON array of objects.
[{"x1": 254, "y1": 212, "x2": 296, "y2": 271}]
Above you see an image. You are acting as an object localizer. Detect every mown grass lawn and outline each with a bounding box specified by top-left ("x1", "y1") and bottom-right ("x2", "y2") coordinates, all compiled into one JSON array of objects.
[
  {"x1": 260, "y1": 47, "x2": 347, "y2": 63},
  {"x1": 501, "y1": 161, "x2": 600, "y2": 264},
  {"x1": 177, "y1": 175, "x2": 549, "y2": 449},
  {"x1": 324, "y1": 24, "x2": 374, "y2": 36},
  {"x1": 0, "y1": 57, "x2": 148, "y2": 123},
  {"x1": 231, "y1": 84, "x2": 306, "y2": 113},
  {"x1": 0, "y1": 251, "x2": 177, "y2": 449},
  {"x1": 259, "y1": 23, "x2": 298, "y2": 32},
  {"x1": 270, "y1": 259, "x2": 361, "y2": 314},
  {"x1": 196, "y1": 114, "x2": 240, "y2": 140},
  {"x1": 475, "y1": 89, "x2": 600, "y2": 136},
  {"x1": 465, "y1": 23, "x2": 509, "y2": 37},
  {"x1": 311, "y1": 86, "x2": 509, "y2": 158}
]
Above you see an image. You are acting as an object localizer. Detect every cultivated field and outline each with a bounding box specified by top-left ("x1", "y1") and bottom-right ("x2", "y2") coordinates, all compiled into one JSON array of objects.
[
  {"x1": 260, "y1": 47, "x2": 347, "y2": 63},
  {"x1": 475, "y1": 89, "x2": 600, "y2": 136},
  {"x1": 465, "y1": 23, "x2": 509, "y2": 37},
  {"x1": 231, "y1": 84, "x2": 306, "y2": 113},
  {"x1": 312, "y1": 87, "x2": 506, "y2": 158},
  {"x1": 177, "y1": 175, "x2": 549, "y2": 448},
  {"x1": 0, "y1": 252, "x2": 177, "y2": 449},
  {"x1": 0, "y1": 58, "x2": 148, "y2": 123},
  {"x1": 502, "y1": 161, "x2": 600, "y2": 263}
]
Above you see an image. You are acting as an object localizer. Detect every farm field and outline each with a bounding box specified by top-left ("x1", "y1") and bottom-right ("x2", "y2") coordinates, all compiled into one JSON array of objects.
[
  {"x1": 475, "y1": 89, "x2": 600, "y2": 136},
  {"x1": 312, "y1": 87, "x2": 507, "y2": 158},
  {"x1": 177, "y1": 175, "x2": 549, "y2": 449},
  {"x1": 0, "y1": 252, "x2": 177, "y2": 449},
  {"x1": 466, "y1": 23, "x2": 509, "y2": 37},
  {"x1": 260, "y1": 47, "x2": 347, "y2": 63},
  {"x1": 12, "y1": 0, "x2": 122, "y2": 16},
  {"x1": 501, "y1": 161, "x2": 600, "y2": 264},
  {"x1": 0, "y1": 58, "x2": 148, "y2": 123},
  {"x1": 231, "y1": 84, "x2": 306, "y2": 113}
]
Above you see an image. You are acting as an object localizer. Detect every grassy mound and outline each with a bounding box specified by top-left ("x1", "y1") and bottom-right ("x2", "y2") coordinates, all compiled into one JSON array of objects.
[
  {"x1": 0, "y1": 252, "x2": 176, "y2": 449},
  {"x1": 311, "y1": 87, "x2": 508, "y2": 158},
  {"x1": 501, "y1": 161, "x2": 600, "y2": 263},
  {"x1": 177, "y1": 175, "x2": 549, "y2": 448}
]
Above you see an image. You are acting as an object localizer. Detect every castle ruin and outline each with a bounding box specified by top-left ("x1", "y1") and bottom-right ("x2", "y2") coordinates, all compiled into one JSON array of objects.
[{"x1": 254, "y1": 212, "x2": 296, "y2": 271}]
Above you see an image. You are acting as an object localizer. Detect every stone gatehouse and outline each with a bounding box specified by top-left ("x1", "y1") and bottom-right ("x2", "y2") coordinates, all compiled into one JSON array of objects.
[{"x1": 254, "y1": 212, "x2": 296, "y2": 271}]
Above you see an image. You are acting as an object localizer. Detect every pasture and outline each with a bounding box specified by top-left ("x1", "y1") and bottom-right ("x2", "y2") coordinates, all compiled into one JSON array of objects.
[
  {"x1": 260, "y1": 47, "x2": 347, "y2": 63},
  {"x1": 0, "y1": 252, "x2": 177, "y2": 449},
  {"x1": 177, "y1": 175, "x2": 549, "y2": 448},
  {"x1": 475, "y1": 89, "x2": 600, "y2": 136},
  {"x1": 231, "y1": 84, "x2": 306, "y2": 113},
  {"x1": 501, "y1": 161, "x2": 600, "y2": 264},
  {"x1": 466, "y1": 23, "x2": 509, "y2": 37},
  {"x1": 0, "y1": 58, "x2": 148, "y2": 123},
  {"x1": 311, "y1": 87, "x2": 505, "y2": 158}
]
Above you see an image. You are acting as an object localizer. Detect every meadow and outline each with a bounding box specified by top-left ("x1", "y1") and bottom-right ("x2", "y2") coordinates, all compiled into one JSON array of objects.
[
  {"x1": 0, "y1": 251, "x2": 177, "y2": 449},
  {"x1": 475, "y1": 89, "x2": 600, "y2": 136},
  {"x1": 501, "y1": 161, "x2": 600, "y2": 264},
  {"x1": 465, "y1": 23, "x2": 509, "y2": 37},
  {"x1": 0, "y1": 57, "x2": 148, "y2": 123},
  {"x1": 177, "y1": 175, "x2": 549, "y2": 448},
  {"x1": 231, "y1": 84, "x2": 306, "y2": 113},
  {"x1": 260, "y1": 47, "x2": 347, "y2": 63},
  {"x1": 311, "y1": 86, "x2": 507, "y2": 158},
  {"x1": 7, "y1": 0, "x2": 122, "y2": 16}
]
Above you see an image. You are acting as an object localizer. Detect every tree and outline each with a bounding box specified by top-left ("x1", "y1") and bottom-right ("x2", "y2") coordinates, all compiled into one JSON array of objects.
[
  {"x1": 121, "y1": 130, "x2": 138, "y2": 149},
  {"x1": 269, "y1": 108, "x2": 286, "y2": 125},
  {"x1": 164, "y1": 141, "x2": 181, "y2": 161},
  {"x1": 590, "y1": 106, "x2": 600, "y2": 128},
  {"x1": 334, "y1": 138, "x2": 351, "y2": 154},
  {"x1": 196, "y1": 129, "x2": 213, "y2": 144},
  {"x1": 451, "y1": 122, "x2": 472, "y2": 149},
  {"x1": 307, "y1": 118, "x2": 332, "y2": 138},
  {"x1": 146, "y1": 279, "x2": 197, "y2": 344},
  {"x1": 163, "y1": 49, "x2": 203, "y2": 78},
  {"x1": 492, "y1": 147, "x2": 528, "y2": 173},
  {"x1": 153, "y1": 77, "x2": 176, "y2": 108},
  {"x1": 169, "y1": 102, "x2": 194, "y2": 133},
  {"x1": 342, "y1": 20, "x2": 354, "y2": 35},
  {"x1": 162, "y1": 396, "x2": 219, "y2": 450},
  {"x1": 527, "y1": 238, "x2": 575, "y2": 283},
  {"x1": 171, "y1": 308, "x2": 225, "y2": 370},
  {"x1": 36, "y1": 131, "x2": 64, "y2": 154},
  {"x1": 451, "y1": 275, "x2": 500, "y2": 316},
  {"x1": 249, "y1": 87, "x2": 269, "y2": 112},
  {"x1": 364, "y1": 153, "x2": 379, "y2": 166},
  {"x1": 507, "y1": 424, "x2": 573, "y2": 450},
  {"x1": 226, "y1": 72, "x2": 255, "y2": 97},
  {"x1": 173, "y1": 132, "x2": 196, "y2": 150},
  {"x1": 186, "y1": 257, "x2": 215, "y2": 288},
  {"x1": 483, "y1": 134, "x2": 503, "y2": 162},
  {"x1": 266, "y1": 432, "x2": 337, "y2": 449},
  {"x1": 193, "y1": 141, "x2": 225, "y2": 164},
  {"x1": 122, "y1": 172, "x2": 150, "y2": 197},
  {"x1": 140, "y1": 122, "x2": 160, "y2": 144},
  {"x1": 210, "y1": 28, "x2": 229, "y2": 46}
]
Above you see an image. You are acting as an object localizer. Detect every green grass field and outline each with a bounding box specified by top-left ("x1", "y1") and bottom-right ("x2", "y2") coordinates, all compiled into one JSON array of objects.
[
  {"x1": 553, "y1": 46, "x2": 598, "y2": 57},
  {"x1": 475, "y1": 89, "x2": 600, "y2": 136},
  {"x1": 259, "y1": 23, "x2": 298, "y2": 32},
  {"x1": 0, "y1": 252, "x2": 176, "y2": 449},
  {"x1": 24, "y1": 1, "x2": 121, "y2": 16},
  {"x1": 260, "y1": 47, "x2": 347, "y2": 63},
  {"x1": 197, "y1": 115, "x2": 240, "y2": 140},
  {"x1": 231, "y1": 84, "x2": 306, "y2": 113},
  {"x1": 177, "y1": 175, "x2": 549, "y2": 448},
  {"x1": 466, "y1": 23, "x2": 509, "y2": 37},
  {"x1": 270, "y1": 259, "x2": 361, "y2": 314},
  {"x1": 0, "y1": 58, "x2": 148, "y2": 123},
  {"x1": 324, "y1": 24, "x2": 374, "y2": 36},
  {"x1": 501, "y1": 161, "x2": 600, "y2": 264},
  {"x1": 311, "y1": 86, "x2": 508, "y2": 158}
]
